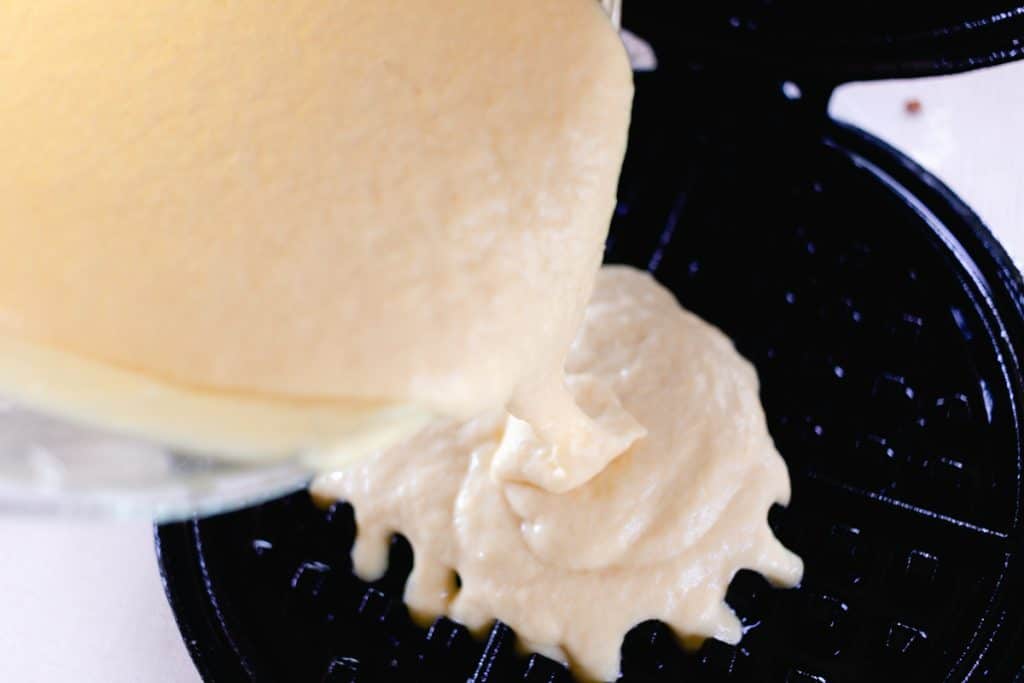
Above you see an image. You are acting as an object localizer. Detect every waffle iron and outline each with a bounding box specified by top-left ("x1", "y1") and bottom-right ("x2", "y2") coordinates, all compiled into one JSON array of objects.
[{"x1": 156, "y1": 3, "x2": 1024, "y2": 681}]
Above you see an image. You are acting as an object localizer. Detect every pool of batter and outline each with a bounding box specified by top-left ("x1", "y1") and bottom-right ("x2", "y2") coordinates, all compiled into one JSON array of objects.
[{"x1": 313, "y1": 266, "x2": 803, "y2": 681}]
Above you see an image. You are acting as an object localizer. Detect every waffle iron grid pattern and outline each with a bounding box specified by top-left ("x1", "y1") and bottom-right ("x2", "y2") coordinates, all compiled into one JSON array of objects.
[{"x1": 156, "y1": 71, "x2": 1024, "y2": 682}]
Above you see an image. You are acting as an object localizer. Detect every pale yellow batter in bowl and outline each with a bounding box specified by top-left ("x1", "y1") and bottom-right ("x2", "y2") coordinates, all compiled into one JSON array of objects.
[{"x1": 0, "y1": 0, "x2": 631, "y2": 467}]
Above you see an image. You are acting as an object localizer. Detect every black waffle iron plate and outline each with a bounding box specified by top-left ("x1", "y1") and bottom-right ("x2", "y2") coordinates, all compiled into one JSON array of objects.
[{"x1": 157, "y1": 4, "x2": 1024, "y2": 682}]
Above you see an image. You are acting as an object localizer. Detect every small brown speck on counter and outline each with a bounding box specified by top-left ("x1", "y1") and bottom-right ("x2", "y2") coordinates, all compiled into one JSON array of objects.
[{"x1": 905, "y1": 98, "x2": 923, "y2": 115}]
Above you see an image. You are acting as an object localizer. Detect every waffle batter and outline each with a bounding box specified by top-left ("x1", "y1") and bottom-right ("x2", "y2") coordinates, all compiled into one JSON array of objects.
[
  {"x1": 313, "y1": 267, "x2": 803, "y2": 681},
  {"x1": 0, "y1": 0, "x2": 631, "y2": 470},
  {"x1": 6, "y1": 1, "x2": 802, "y2": 675}
]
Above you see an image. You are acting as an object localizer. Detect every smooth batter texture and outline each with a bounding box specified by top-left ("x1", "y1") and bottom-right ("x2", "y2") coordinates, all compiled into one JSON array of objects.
[
  {"x1": 313, "y1": 267, "x2": 804, "y2": 681},
  {"x1": 0, "y1": 0, "x2": 632, "y2": 467}
]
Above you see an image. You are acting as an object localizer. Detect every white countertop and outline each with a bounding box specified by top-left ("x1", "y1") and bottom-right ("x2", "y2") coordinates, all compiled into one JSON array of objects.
[
  {"x1": 832, "y1": 61, "x2": 1024, "y2": 267},
  {"x1": 1, "y1": 59, "x2": 1022, "y2": 683}
]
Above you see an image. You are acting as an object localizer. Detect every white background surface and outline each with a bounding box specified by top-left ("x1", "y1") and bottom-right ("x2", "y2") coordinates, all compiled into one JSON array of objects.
[{"x1": 0, "y1": 59, "x2": 1022, "y2": 683}]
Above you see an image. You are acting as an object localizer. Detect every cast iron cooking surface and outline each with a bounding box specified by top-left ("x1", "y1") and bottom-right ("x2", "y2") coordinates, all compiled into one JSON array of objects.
[{"x1": 156, "y1": 71, "x2": 1024, "y2": 682}]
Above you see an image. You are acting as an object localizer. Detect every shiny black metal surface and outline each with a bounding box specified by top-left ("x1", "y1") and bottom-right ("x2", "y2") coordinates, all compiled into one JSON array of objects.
[{"x1": 629, "y1": 1, "x2": 1024, "y2": 80}]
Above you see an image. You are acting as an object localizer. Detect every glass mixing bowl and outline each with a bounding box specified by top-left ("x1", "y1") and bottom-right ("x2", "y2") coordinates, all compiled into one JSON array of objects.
[{"x1": 0, "y1": 399, "x2": 312, "y2": 522}]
